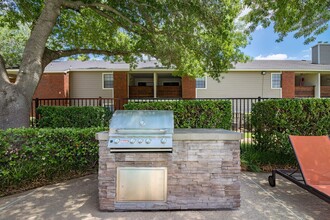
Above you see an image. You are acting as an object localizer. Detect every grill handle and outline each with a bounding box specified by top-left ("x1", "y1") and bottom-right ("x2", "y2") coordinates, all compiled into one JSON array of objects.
[
  {"x1": 115, "y1": 129, "x2": 167, "y2": 134},
  {"x1": 110, "y1": 148, "x2": 172, "y2": 153}
]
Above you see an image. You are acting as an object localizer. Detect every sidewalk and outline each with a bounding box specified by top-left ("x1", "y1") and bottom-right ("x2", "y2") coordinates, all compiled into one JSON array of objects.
[{"x1": 0, "y1": 172, "x2": 329, "y2": 220}]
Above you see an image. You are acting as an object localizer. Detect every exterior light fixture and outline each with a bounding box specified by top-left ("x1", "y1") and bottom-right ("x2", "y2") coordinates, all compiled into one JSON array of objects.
[{"x1": 261, "y1": 71, "x2": 266, "y2": 75}]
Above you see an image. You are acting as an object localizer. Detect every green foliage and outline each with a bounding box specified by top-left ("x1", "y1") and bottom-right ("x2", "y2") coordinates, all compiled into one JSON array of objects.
[
  {"x1": 241, "y1": 143, "x2": 297, "y2": 172},
  {"x1": 251, "y1": 99, "x2": 330, "y2": 155},
  {"x1": 1, "y1": 0, "x2": 249, "y2": 79},
  {"x1": 37, "y1": 106, "x2": 112, "y2": 128},
  {"x1": 124, "y1": 100, "x2": 232, "y2": 129},
  {"x1": 0, "y1": 17, "x2": 30, "y2": 68},
  {"x1": 243, "y1": 0, "x2": 330, "y2": 44},
  {"x1": 0, "y1": 127, "x2": 103, "y2": 195}
]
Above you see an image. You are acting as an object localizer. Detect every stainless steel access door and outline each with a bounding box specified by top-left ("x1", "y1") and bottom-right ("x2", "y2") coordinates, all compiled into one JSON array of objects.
[{"x1": 116, "y1": 167, "x2": 167, "y2": 202}]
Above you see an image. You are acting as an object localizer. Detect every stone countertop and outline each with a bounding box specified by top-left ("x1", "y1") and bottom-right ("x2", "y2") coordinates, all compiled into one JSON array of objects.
[
  {"x1": 173, "y1": 129, "x2": 243, "y2": 141},
  {"x1": 96, "y1": 129, "x2": 243, "y2": 141}
]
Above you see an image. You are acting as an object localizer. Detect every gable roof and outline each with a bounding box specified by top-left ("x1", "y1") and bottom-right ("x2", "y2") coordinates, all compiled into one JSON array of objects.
[
  {"x1": 233, "y1": 60, "x2": 330, "y2": 71},
  {"x1": 45, "y1": 60, "x2": 166, "y2": 72},
  {"x1": 36, "y1": 59, "x2": 330, "y2": 73}
]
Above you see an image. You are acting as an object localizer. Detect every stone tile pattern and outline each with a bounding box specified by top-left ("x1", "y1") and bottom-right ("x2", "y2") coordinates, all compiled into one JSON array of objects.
[{"x1": 98, "y1": 140, "x2": 240, "y2": 211}]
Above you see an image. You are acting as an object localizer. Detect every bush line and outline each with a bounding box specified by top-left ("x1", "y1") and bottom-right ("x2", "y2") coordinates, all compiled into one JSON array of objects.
[
  {"x1": 124, "y1": 100, "x2": 232, "y2": 129},
  {"x1": 251, "y1": 99, "x2": 330, "y2": 156},
  {"x1": 0, "y1": 127, "x2": 104, "y2": 196},
  {"x1": 37, "y1": 106, "x2": 112, "y2": 128}
]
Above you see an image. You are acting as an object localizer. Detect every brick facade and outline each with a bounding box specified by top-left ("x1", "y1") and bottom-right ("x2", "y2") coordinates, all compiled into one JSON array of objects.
[
  {"x1": 282, "y1": 71, "x2": 295, "y2": 98},
  {"x1": 33, "y1": 73, "x2": 69, "y2": 99},
  {"x1": 113, "y1": 71, "x2": 128, "y2": 109},
  {"x1": 97, "y1": 130, "x2": 241, "y2": 211},
  {"x1": 182, "y1": 76, "x2": 196, "y2": 98}
]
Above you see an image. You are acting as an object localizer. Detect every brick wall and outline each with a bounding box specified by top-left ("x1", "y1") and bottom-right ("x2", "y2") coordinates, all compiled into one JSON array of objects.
[
  {"x1": 33, "y1": 73, "x2": 69, "y2": 99},
  {"x1": 113, "y1": 71, "x2": 128, "y2": 109},
  {"x1": 97, "y1": 131, "x2": 241, "y2": 211},
  {"x1": 282, "y1": 71, "x2": 295, "y2": 98},
  {"x1": 182, "y1": 76, "x2": 196, "y2": 98}
]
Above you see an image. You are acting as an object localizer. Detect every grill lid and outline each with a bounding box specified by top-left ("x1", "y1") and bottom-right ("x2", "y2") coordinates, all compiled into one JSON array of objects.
[
  {"x1": 108, "y1": 110, "x2": 174, "y2": 153},
  {"x1": 109, "y1": 110, "x2": 174, "y2": 132}
]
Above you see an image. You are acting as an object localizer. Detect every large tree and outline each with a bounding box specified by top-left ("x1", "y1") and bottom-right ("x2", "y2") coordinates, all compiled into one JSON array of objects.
[
  {"x1": 243, "y1": 0, "x2": 330, "y2": 44},
  {"x1": 0, "y1": 0, "x2": 249, "y2": 129}
]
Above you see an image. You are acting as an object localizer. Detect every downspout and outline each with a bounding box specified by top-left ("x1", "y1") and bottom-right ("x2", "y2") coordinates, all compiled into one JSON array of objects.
[
  {"x1": 315, "y1": 73, "x2": 321, "y2": 98},
  {"x1": 153, "y1": 72, "x2": 157, "y2": 98}
]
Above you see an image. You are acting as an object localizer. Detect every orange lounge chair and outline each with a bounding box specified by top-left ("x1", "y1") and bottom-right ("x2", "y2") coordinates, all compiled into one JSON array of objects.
[{"x1": 268, "y1": 135, "x2": 330, "y2": 203}]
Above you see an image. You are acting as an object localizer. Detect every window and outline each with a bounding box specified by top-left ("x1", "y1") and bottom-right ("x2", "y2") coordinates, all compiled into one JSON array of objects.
[
  {"x1": 138, "y1": 82, "x2": 147, "y2": 86},
  {"x1": 271, "y1": 73, "x2": 282, "y2": 89},
  {"x1": 137, "y1": 82, "x2": 153, "y2": 86},
  {"x1": 196, "y1": 77, "x2": 206, "y2": 89},
  {"x1": 163, "y1": 82, "x2": 180, "y2": 86},
  {"x1": 103, "y1": 73, "x2": 113, "y2": 89}
]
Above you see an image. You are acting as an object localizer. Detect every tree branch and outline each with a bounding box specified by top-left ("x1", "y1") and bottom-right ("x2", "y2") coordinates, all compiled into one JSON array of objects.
[
  {"x1": 89, "y1": 7, "x2": 137, "y2": 34},
  {"x1": 17, "y1": 0, "x2": 64, "y2": 93},
  {"x1": 62, "y1": 1, "x2": 150, "y2": 33},
  {"x1": 42, "y1": 47, "x2": 141, "y2": 67},
  {"x1": 0, "y1": 54, "x2": 10, "y2": 84}
]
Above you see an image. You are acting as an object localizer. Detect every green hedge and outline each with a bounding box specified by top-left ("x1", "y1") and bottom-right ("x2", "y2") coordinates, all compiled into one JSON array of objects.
[
  {"x1": 124, "y1": 100, "x2": 232, "y2": 129},
  {"x1": 0, "y1": 127, "x2": 103, "y2": 196},
  {"x1": 37, "y1": 106, "x2": 112, "y2": 128},
  {"x1": 251, "y1": 99, "x2": 330, "y2": 155}
]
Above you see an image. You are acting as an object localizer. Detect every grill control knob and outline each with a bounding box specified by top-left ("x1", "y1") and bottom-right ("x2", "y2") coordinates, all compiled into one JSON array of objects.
[
  {"x1": 138, "y1": 139, "x2": 143, "y2": 144},
  {"x1": 145, "y1": 138, "x2": 151, "y2": 144},
  {"x1": 114, "y1": 139, "x2": 120, "y2": 144},
  {"x1": 130, "y1": 139, "x2": 136, "y2": 144},
  {"x1": 161, "y1": 138, "x2": 167, "y2": 144}
]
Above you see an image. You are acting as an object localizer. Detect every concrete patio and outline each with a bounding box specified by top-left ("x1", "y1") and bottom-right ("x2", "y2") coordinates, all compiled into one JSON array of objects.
[{"x1": 0, "y1": 172, "x2": 329, "y2": 220}]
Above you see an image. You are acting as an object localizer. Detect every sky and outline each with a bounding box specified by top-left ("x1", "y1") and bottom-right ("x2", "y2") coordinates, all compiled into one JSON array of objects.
[{"x1": 242, "y1": 25, "x2": 330, "y2": 61}]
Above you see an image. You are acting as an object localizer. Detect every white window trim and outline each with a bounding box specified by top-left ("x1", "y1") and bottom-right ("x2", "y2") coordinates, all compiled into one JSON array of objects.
[
  {"x1": 196, "y1": 76, "x2": 207, "y2": 89},
  {"x1": 102, "y1": 72, "x2": 114, "y2": 90},
  {"x1": 271, "y1": 72, "x2": 282, "y2": 90}
]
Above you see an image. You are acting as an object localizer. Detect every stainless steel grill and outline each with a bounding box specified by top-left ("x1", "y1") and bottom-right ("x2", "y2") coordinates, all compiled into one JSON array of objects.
[{"x1": 108, "y1": 110, "x2": 174, "y2": 152}]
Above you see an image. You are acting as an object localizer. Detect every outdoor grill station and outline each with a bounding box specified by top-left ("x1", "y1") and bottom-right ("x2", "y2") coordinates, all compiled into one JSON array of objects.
[{"x1": 96, "y1": 110, "x2": 243, "y2": 211}]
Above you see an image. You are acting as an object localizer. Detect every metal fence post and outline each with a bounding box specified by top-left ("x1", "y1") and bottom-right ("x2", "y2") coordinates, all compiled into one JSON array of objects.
[
  {"x1": 35, "y1": 98, "x2": 39, "y2": 127},
  {"x1": 98, "y1": 96, "x2": 102, "y2": 106}
]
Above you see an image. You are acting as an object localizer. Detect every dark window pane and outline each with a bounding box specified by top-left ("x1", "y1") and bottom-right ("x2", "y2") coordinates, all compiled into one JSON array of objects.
[
  {"x1": 104, "y1": 74, "x2": 113, "y2": 88},
  {"x1": 272, "y1": 74, "x2": 281, "y2": 88},
  {"x1": 196, "y1": 77, "x2": 206, "y2": 88}
]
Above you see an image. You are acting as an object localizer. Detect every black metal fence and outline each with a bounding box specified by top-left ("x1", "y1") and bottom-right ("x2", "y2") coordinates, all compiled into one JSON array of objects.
[{"x1": 30, "y1": 97, "x2": 271, "y2": 145}]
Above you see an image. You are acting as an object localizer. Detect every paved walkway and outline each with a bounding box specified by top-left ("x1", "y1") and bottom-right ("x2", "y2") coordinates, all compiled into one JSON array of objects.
[{"x1": 0, "y1": 172, "x2": 329, "y2": 220}]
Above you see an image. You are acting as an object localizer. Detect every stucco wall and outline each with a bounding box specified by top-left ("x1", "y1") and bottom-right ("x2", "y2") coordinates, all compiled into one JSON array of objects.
[
  {"x1": 196, "y1": 72, "x2": 282, "y2": 98},
  {"x1": 69, "y1": 71, "x2": 113, "y2": 98}
]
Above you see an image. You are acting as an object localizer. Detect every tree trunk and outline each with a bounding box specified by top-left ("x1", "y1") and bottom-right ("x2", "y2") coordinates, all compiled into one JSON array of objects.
[
  {"x1": 0, "y1": 0, "x2": 64, "y2": 129},
  {"x1": 0, "y1": 83, "x2": 31, "y2": 129}
]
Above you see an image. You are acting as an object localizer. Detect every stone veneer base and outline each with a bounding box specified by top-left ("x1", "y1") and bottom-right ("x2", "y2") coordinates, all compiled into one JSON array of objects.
[{"x1": 97, "y1": 129, "x2": 242, "y2": 211}]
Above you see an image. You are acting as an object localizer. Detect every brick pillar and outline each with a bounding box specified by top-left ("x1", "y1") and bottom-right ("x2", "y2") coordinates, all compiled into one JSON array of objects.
[
  {"x1": 282, "y1": 71, "x2": 295, "y2": 98},
  {"x1": 63, "y1": 73, "x2": 69, "y2": 98},
  {"x1": 33, "y1": 73, "x2": 69, "y2": 99},
  {"x1": 182, "y1": 76, "x2": 196, "y2": 98},
  {"x1": 113, "y1": 71, "x2": 128, "y2": 109}
]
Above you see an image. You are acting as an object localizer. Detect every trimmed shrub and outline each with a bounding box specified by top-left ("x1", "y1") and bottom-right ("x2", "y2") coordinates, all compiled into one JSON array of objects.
[
  {"x1": 240, "y1": 143, "x2": 297, "y2": 171},
  {"x1": 0, "y1": 127, "x2": 103, "y2": 196},
  {"x1": 37, "y1": 106, "x2": 112, "y2": 128},
  {"x1": 251, "y1": 99, "x2": 330, "y2": 155},
  {"x1": 124, "y1": 100, "x2": 232, "y2": 129}
]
